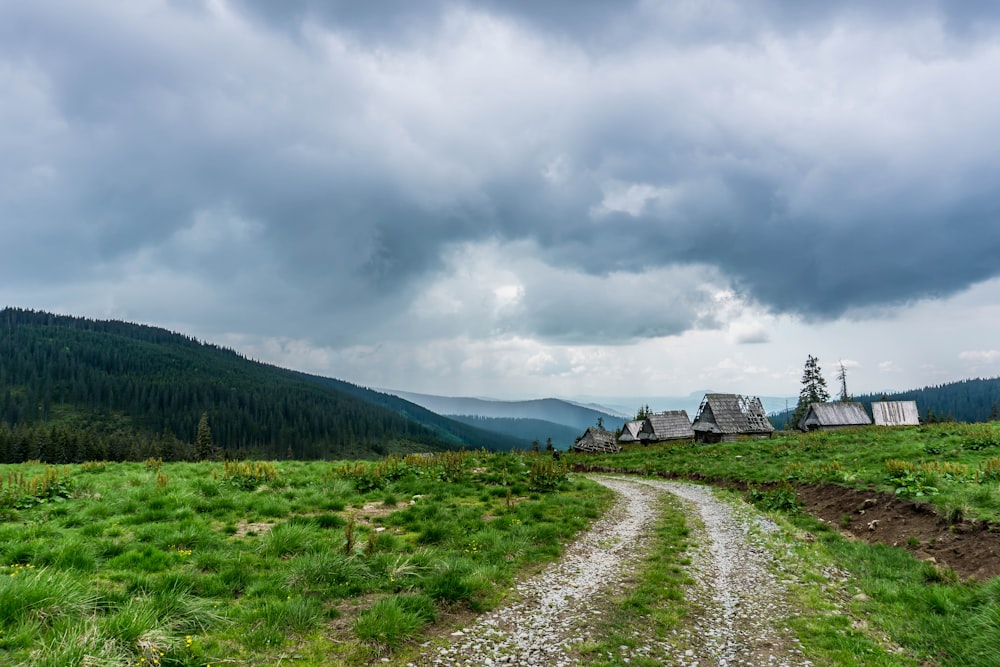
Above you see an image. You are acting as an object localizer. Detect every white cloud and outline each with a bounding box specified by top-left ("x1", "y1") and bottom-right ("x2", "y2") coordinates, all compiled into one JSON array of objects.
[
  {"x1": 728, "y1": 320, "x2": 771, "y2": 344},
  {"x1": 959, "y1": 350, "x2": 1000, "y2": 364},
  {"x1": 590, "y1": 181, "x2": 678, "y2": 218}
]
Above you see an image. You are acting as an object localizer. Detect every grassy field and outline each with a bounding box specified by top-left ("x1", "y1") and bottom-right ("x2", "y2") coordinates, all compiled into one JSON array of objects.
[
  {"x1": 565, "y1": 422, "x2": 1000, "y2": 667},
  {"x1": 0, "y1": 452, "x2": 613, "y2": 666},
  {"x1": 2, "y1": 423, "x2": 999, "y2": 666},
  {"x1": 564, "y1": 422, "x2": 1000, "y2": 522}
]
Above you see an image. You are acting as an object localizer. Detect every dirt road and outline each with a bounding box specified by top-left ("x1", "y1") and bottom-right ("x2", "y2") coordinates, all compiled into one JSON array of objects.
[{"x1": 413, "y1": 476, "x2": 813, "y2": 666}]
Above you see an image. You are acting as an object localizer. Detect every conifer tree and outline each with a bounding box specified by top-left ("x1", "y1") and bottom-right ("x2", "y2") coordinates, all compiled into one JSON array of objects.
[
  {"x1": 837, "y1": 361, "x2": 851, "y2": 402},
  {"x1": 195, "y1": 411, "x2": 213, "y2": 461},
  {"x1": 792, "y1": 355, "x2": 830, "y2": 427}
]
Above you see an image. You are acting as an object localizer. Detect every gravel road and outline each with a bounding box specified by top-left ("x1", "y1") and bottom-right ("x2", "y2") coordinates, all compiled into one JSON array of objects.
[{"x1": 411, "y1": 476, "x2": 813, "y2": 666}]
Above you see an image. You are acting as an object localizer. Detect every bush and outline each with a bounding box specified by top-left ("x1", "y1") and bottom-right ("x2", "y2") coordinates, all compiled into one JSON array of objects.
[
  {"x1": 528, "y1": 458, "x2": 567, "y2": 492},
  {"x1": 746, "y1": 482, "x2": 801, "y2": 513}
]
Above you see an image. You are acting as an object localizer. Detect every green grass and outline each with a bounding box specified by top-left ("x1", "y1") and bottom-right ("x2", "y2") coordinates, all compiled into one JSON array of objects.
[
  {"x1": 565, "y1": 423, "x2": 1000, "y2": 522},
  {"x1": 791, "y1": 514, "x2": 1000, "y2": 666},
  {"x1": 4, "y1": 427, "x2": 999, "y2": 666},
  {"x1": 566, "y1": 425, "x2": 1000, "y2": 666},
  {"x1": 0, "y1": 451, "x2": 610, "y2": 666}
]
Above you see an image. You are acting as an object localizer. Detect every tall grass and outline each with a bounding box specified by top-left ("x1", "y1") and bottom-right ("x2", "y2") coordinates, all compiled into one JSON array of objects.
[{"x1": 0, "y1": 452, "x2": 612, "y2": 665}]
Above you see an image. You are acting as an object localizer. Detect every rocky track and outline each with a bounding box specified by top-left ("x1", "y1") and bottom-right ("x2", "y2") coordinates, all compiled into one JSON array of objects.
[{"x1": 411, "y1": 476, "x2": 813, "y2": 666}]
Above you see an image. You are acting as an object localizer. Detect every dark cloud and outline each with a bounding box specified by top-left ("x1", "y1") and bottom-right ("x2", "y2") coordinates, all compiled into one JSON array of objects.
[{"x1": 3, "y1": 0, "x2": 1000, "y2": 348}]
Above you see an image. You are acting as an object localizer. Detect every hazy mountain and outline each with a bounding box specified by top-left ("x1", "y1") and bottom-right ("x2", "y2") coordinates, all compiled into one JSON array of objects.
[
  {"x1": 445, "y1": 415, "x2": 583, "y2": 451},
  {"x1": 386, "y1": 390, "x2": 626, "y2": 432}
]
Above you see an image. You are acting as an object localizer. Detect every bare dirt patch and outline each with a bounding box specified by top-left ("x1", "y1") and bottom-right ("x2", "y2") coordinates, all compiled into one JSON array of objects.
[
  {"x1": 232, "y1": 520, "x2": 276, "y2": 538},
  {"x1": 796, "y1": 484, "x2": 1000, "y2": 581},
  {"x1": 351, "y1": 501, "x2": 399, "y2": 523}
]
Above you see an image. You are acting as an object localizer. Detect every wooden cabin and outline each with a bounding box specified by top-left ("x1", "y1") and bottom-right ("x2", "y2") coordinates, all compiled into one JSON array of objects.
[
  {"x1": 618, "y1": 420, "x2": 651, "y2": 443},
  {"x1": 645, "y1": 410, "x2": 694, "y2": 442},
  {"x1": 798, "y1": 402, "x2": 871, "y2": 431},
  {"x1": 572, "y1": 427, "x2": 621, "y2": 453},
  {"x1": 691, "y1": 393, "x2": 774, "y2": 443},
  {"x1": 871, "y1": 401, "x2": 920, "y2": 426}
]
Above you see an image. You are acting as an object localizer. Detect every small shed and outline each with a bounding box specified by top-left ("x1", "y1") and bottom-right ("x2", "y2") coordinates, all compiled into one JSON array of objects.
[
  {"x1": 692, "y1": 393, "x2": 775, "y2": 443},
  {"x1": 618, "y1": 420, "x2": 652, "y2": 443},
  {"x1": 572, "y1": 427, "x2": 621, "y2": 453},
  {"x1": 871, "y1": 401, "x2": 920, "y2": 426},
  {"x1": 798, "y1": 402, "x2": 872, "y2": 431},
  {"x1": 646, "y1": 410, "x2": 694, "y2": 442}
]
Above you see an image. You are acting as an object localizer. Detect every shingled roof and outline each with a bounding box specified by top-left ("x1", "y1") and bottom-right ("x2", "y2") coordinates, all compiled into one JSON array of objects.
[
  {"x1": 692, "y1": 393, "x2": 774, "y2": 439},
  {"x1": 572, "y1": 427, "x2": 621, "y2": 453},
  {"x1": 646, "y1": 410, "x2": 694, "y2": 441},
  {"x1": 798, "y1": 402, "x2": 872, "y2": 430}
]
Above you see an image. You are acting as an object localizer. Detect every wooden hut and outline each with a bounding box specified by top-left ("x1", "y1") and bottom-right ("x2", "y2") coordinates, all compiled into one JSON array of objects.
[
  {"x1": 871, "y1": 401, "x2": 920, "y2": 426},
  {"x1": 572, "y1": 427, "x2": 621, "y2": 453},
  {"x1": 798, "y1": 402, "x2": 871, "y2": 431},
  {"x1": 646, "y1": 410, "x2": 694, "y2": 442},
  {"x1": 618, "y1": 420, "x2": 651, "y2": 443},
  {"x1": 691, "y1": 393, "x2": 774, "y2": 443}
]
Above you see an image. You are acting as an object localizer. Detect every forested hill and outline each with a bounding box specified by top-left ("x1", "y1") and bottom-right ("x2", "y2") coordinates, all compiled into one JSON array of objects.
[
  {"x1": 0, "y1": 308, "x2": 524, "y2": 462},
  {"x1": 768, "y1": 377, "x2": 1000, "y2": 426},
  {"x1": 853, "y1": 377, "x2": 1000, "y2": 423}
]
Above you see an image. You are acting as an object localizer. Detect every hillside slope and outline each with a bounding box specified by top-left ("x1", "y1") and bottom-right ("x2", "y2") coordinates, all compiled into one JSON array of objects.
[{"x1": 0, "y1": 308, "x2": 522, "y2": 461}]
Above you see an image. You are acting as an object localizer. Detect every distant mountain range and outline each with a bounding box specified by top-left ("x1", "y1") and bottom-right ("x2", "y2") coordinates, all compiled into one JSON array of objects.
[
  {"x1": 387, "y1": 390, "x2": 626, "y2": 436},
  {"x1": 385, "y1": 390, "x2": 801, "y2": 447}
]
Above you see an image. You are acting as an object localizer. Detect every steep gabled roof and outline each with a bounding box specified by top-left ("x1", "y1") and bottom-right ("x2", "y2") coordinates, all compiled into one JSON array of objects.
[
  {"x1": 646, "y1": 410, "x2": 694, "y2": 441},
  {"x1": 619, "y1": 420, "x2": 647, "y2": 442},
  {"x1": 573, "y1": 427, "x2": 621, "y2": 453},
  {"x1": 871, "y1": 401, "x2": 920, "y2": 426},
  {"x1": 692, "y1": 394, "x2": 774, "y2": 435},
  {"x1": 799, "y1": 402, "x2": 871, "y2": 429}
]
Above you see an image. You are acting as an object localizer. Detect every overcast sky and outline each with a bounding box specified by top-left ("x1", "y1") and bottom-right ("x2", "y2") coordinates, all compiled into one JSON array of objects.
[{"x1": 4, "y1": 0, "x2": 1000, "y2": 404}]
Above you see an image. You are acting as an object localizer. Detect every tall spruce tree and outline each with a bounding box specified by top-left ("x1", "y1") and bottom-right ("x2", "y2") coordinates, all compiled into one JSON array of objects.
[
  {"x1": 792, "y1": 355, "x2": 830, "y2": 427},
  {"x1": 195, "y1": 411, "x2": 213, "y2": 461}
]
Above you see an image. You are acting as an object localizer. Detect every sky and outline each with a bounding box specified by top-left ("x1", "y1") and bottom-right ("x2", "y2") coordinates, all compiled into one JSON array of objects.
[{"x1": 4, "y1": 0, "x2": 1000, "y2": 404}]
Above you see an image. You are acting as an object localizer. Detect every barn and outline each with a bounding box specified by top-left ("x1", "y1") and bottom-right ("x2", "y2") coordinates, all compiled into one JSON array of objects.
[
  {"x1": 871, "y1": 401, "x2": 920, "y2": 426},
  {"x1": 798, "y1": 402, "x2": 872, "y2": 431},
  {"x1": 691, "y1": 393, "x2": 775, "y2": 443}
]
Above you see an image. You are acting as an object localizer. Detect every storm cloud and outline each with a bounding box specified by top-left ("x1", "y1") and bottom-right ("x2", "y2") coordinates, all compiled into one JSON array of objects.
[{"x1": 3, "y1": 0, "x2": 1000, "y2": 396}]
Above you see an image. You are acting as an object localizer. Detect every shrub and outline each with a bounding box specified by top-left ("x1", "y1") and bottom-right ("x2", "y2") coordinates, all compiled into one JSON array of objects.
[
  {"x1": 746, "y1": 482, "x2": 801, "y2": 513},
  {"x1": 0, "y1": 467, "x2": 74, "y2": 510},
  {"x1": 222, "y1": 461, "x2": 279, "y2": 490},
  {"x1": 980, "y1": 458, "x2": 1000, "y2": 483},
  {"x1": 964, "y1": 424, "x2": 1000, "y2": 451},
  {"x1": 528, "y1": 458, "x2": 567, "y2": 492},
  {"x1": 884, "y1": 460, "x2": 940, "y2": 497}
]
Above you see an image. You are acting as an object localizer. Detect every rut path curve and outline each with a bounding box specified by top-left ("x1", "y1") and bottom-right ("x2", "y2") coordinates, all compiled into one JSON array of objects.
[{"x1": 412, "y1": 476, "x2": 813, "y2": 666}]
